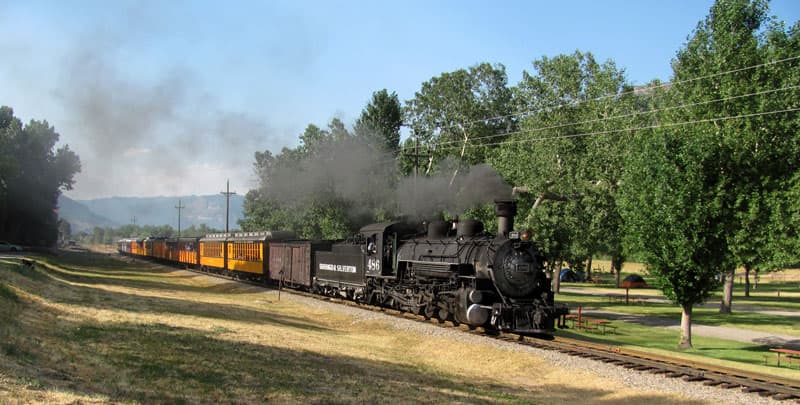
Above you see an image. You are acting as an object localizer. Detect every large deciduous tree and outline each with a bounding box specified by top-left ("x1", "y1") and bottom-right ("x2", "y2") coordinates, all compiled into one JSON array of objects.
[
  {"x1": 620, "y1": 0, "x2": 799, "y2": 348},
  {"x1": 354, "y1": 89, "x2": 403, "y2": 156},
  {"x1": 661, "y1": 0, "x2": 799, "y2": 312},
  {"x1": 0, "y1": 106, "x2": 81, "y2": 246},
  {"x1": 404, "y1": 63, "x2": 513, "y2": 172},
  {"x1": 492, "y1": 51, "x2": 635, "y2": 289}
]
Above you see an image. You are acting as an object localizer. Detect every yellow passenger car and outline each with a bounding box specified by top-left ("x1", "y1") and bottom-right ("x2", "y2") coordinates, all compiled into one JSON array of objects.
[
  {"x1": 226, "y1": 231, "x2": 296, "y2": 280},
  {"x1": 130, "y1": 238, "x2": 145, "y2": 257},
  {"x1": 163, "y1": 237, "x2": 200, "y2": 266},
  {"x1": 199, "y1": 233, "x2": 228, "y2": 272}
]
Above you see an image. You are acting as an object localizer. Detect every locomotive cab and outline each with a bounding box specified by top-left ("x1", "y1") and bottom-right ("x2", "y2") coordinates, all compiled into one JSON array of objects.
[{"x1": 358, "y1": 222, "x2": 416, "y2": 277}]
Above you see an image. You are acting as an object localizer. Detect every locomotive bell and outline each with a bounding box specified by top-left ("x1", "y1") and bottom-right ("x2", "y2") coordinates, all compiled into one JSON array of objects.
[{"x1": 495, "y1": 199, "x2": 517, "y2": 237}]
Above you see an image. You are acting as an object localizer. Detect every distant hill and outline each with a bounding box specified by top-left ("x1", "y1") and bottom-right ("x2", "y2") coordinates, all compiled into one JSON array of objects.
[
  {"x1": 57, "y1": 195, "x2": 119, "y2": 232},
  {"x1": 58, "y1": 194, "x2": 245, "y2": 232}
]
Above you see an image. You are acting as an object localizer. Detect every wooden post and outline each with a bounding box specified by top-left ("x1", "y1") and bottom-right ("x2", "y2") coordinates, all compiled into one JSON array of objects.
[{"x1": 625, "y1": 288, "x2": 629, "y2": 305}]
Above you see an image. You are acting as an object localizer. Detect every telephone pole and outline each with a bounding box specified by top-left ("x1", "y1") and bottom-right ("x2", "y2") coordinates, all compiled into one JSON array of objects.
[
  {"x1": 220, "y1": 179, "x2": 236, "y2": 234},
  {"x1": 175, "y1": 199, "x2": 185, "y2": 238}
]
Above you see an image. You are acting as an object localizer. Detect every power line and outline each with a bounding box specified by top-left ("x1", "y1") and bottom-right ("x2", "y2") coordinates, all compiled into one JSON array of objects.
[
  {"x1": 384, "y1": 105, "x2": 798, "y2": 166},
  {"x1": 422, "y1": 54, "x2": 800, "y2": 135},
  {"x1": 380, "y1": 84, "x2": 799, "y2": 165},
  {"x1": 473, "y1": 106, "x2": 800, "y2": 149},
  {"x1": 425, "y1": 84, "x2": 800, "y2": 152}
]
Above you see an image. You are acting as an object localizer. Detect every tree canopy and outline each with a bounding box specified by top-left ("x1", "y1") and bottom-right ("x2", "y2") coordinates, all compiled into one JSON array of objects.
[
  {"x1": 619, "y1": 0, "x2": 799, "y2": 348},
  {"x1": 0, "y1": 106, "x2": 81, "y2": 246}
]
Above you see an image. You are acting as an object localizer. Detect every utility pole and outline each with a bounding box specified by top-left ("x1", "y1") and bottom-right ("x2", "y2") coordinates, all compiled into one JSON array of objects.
[
  {"x1": 175, "y1": 199, "x2": 185, "y2": 238},
  {"x1": 220, "y1": 179, "x2": 236, "y2": 234},
  {"x1": 404, "y1": 132, "x2": 430, "y2": 216}
]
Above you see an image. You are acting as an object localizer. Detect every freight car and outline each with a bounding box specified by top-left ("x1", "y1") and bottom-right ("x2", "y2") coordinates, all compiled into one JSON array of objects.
[{"x1": 117, "y1": 200, "x2": 568, "y2": 334}]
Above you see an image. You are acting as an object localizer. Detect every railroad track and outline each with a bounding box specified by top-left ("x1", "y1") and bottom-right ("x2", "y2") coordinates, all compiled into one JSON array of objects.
[{"x1": 65, "y1": 255, "x2": 800, "y2": 402}]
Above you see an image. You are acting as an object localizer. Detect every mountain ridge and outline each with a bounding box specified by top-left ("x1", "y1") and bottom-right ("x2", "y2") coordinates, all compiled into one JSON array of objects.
[{"x1": 58, "y1": 194, "x2": 245, "y2": 232}]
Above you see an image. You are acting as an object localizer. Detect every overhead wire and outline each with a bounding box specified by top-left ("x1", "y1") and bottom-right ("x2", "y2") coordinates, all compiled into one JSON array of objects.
[
  {"x1": 425, "y1": 54, "x2": 800, "y2": 134},
  {"x1": 366, "y1": 55, "x2": 800, "y2": 166},
  {"x1": 402, "y1": 84, "x2": 800, "y2": 152},
  {"x1": 457, "y1": 106, "x2": 800, "y2": 149}
]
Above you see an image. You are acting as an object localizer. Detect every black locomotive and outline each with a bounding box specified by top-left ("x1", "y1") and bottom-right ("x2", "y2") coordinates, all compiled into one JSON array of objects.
[{"x1": 307, "y1": 200, "x2": 568, "y2": 334}]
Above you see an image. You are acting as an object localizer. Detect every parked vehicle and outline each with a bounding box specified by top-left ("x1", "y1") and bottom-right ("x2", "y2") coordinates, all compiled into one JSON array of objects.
[{"x1": 0, "y1": 241, "x2": 23, "y2": 252}]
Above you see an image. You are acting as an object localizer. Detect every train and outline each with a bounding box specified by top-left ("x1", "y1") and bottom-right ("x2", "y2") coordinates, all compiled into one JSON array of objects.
[{"x1": 117, "y1": 200, "x2": 569, "y2": 334}]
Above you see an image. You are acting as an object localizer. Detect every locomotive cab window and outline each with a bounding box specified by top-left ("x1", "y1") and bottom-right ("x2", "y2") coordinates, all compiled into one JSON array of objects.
[{"x1": 365, "y1": 235, "x2": 377, "y2": 255}]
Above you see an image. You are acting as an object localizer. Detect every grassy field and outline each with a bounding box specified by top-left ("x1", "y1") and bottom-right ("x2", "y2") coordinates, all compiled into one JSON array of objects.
[{"x1": 0, "y1": 251, "x2": 725, "y2": 404}]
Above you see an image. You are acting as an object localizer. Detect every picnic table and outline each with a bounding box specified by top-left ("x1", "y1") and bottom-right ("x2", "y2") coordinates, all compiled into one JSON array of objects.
[
  {"x1": 564, "y1": 315, "x2": 617, "y2": 334},
  {"x1": 766, "y1": 348, "x2": 800, "y2": 368},
  {"x1": 583, "y1": 318, "x2": 616, "y2": 334}
]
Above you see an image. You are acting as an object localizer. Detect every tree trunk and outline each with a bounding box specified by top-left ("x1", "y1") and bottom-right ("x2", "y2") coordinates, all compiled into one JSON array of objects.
[
  {"x1": 719, "y1": 267, "x2": 734, "y2": 314},
  {"x1": 586, "y1": 258, "x2": 593, "y2": 282},
  {"x1": 553, "y1": 260, "x2": 562, "y2": 293},
  {"x1": 744, "y1": 265, "x2": 751, "y2": 298},
  {"x1": 678, "y1": 304, "x2": 693, "y2": 349},
  {"x1": 611, "y1": 255, "x2": 623, "y2": 288},
  {"x1": 754, "y1": 269, "x2": 759, "y2": 290}
]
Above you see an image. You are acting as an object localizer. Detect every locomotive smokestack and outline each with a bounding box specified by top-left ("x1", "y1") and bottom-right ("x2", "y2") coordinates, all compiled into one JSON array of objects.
[{"x1": 495, "y1": 199, "x2": 517, "y2": 237}]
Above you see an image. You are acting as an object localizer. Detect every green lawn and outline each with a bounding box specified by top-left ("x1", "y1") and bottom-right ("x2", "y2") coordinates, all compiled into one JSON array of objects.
[{"x1": 554, "y1": 273, "x2": 800, "y2": 379}]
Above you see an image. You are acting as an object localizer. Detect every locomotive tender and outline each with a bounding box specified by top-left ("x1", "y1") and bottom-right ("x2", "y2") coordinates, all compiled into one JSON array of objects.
[{"x1": 118, "y1": 200, "x2": 568, "y2": 334}]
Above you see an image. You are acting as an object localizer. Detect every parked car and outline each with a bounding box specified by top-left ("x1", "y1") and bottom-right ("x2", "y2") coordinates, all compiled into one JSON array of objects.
[{"x1": 0, "y1": 241, "x2": 23, "y2": 252}]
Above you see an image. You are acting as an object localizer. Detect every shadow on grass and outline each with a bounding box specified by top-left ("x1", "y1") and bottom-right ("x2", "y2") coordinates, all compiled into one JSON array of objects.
[
  {"x1": 2, "y1": 288, "x2": 709, "y2": 404},
  {"x1": 32, "y1": 256, "x2": 263, "y2": 296},
  {"x1": 1, "y1": 262, "x2": 330, "y2": 333}
]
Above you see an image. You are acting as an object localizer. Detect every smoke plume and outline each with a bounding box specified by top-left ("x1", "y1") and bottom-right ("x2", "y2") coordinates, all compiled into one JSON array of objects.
[{"x1": 261, "y1": 138, "x2": 511, "y2": 222}]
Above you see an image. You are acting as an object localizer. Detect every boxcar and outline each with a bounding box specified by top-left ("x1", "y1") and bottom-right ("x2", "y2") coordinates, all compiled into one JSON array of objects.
[{"x1": 269, "y1": 241, "x2": 332, "y2": 288}]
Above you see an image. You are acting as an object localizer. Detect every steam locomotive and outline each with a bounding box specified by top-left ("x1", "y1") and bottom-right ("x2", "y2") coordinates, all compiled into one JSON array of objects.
[{"x1": 118, "y1": 200, "x2": 568, "y2": 334}]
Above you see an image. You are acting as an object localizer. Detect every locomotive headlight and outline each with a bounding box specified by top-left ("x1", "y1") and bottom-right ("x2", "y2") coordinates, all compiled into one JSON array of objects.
[{"x1": 520, "y1": 229, "x2": 532, "y2": 241}]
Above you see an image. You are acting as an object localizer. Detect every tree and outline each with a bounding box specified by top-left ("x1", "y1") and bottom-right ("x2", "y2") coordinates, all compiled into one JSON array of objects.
[
  {"x1": 659, "y1": 0, "x2": 800, "y2": 312},
  {"x1": 620, "y1": 115, "x2": 728, "y2": 349},
  {"x1": 354, "y1": 89, "x2": 403, "y2": 156},
  {"x1": 0, "y1": 107, "x2": 81, "y2": 246},
  {"x1": 492, "y1": 51, "x2": 635, "y2": 289},
  {"x1": 616, "y1": 0, "x2": 799, "y2": 347},
  {"x1": 404, "y1": 63, "x2": 513, "y2": 172}
]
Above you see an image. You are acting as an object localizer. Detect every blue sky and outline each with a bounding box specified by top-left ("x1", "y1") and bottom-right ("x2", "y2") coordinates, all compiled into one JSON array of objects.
[{"x1": 1, "y1": 0, "x2": 798, "y2": 199}]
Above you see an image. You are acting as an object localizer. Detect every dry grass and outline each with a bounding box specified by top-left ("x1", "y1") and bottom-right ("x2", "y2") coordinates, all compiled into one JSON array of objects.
[{"x1": 0, "y1": 252, "x2": 716, "y2": 404}]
